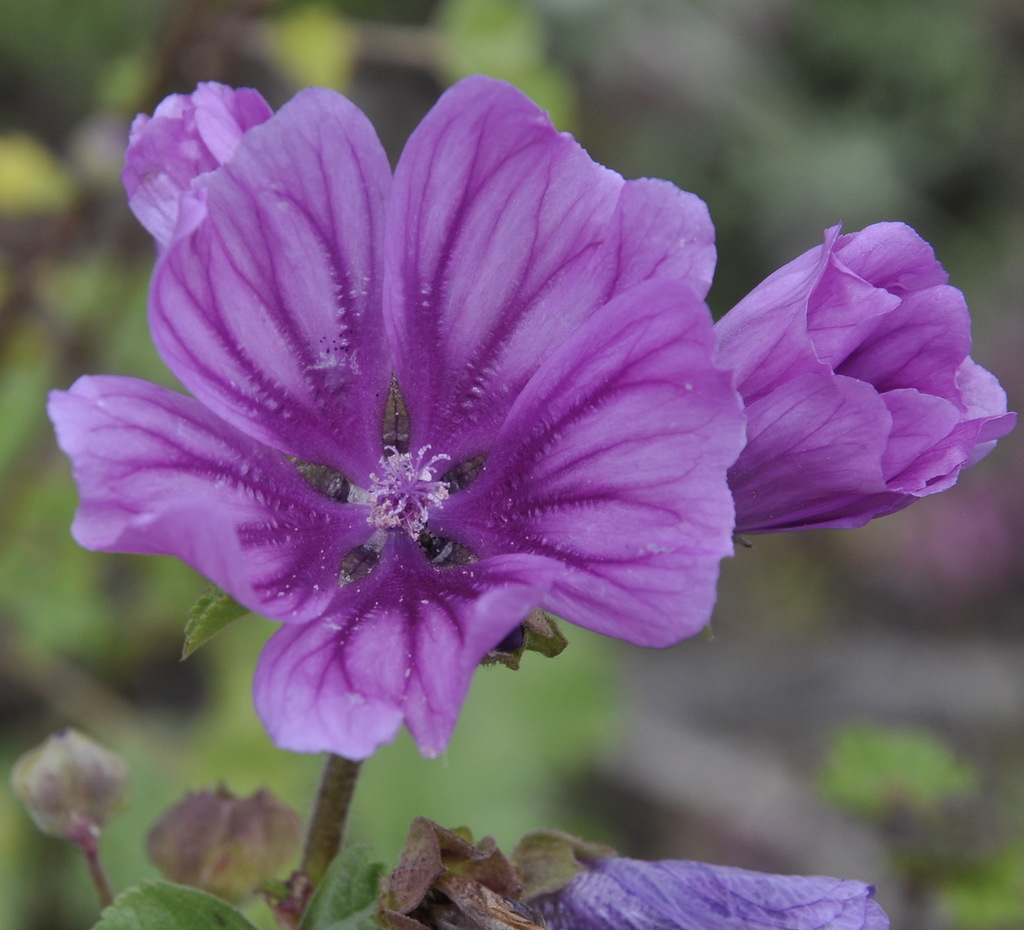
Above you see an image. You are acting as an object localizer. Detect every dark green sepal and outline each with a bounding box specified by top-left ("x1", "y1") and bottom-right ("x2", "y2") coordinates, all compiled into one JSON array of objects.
[
  {"x1": 482, "y1": 610, "x2": 569, "y2": 670},
  {"x1": 512, "y1": 829, "x2": 615, "y2": 899}
]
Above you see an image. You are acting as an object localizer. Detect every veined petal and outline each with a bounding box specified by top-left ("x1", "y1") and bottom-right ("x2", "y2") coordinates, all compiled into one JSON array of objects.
[
  {"x1": 47, "y1": 376, "x2": 373, "y2": 623},
  {"x1": 833, "y1": 221, "x2": 947, "y2": 293},
  {"x1": 534, "y1": 857, "x2": 888, "y2": 930},
  {"x1": 957, "y1": 358, "x2": 1016, "y2": 466},
  {"x1": 253, "y1": 537, "x2": 560, "y2": 759},
  {"x1": 804, "y1": 237, "x2": 901, "y2": 369},
  {"x1": 437, "y1": 280, "x2": 744, "y2": 647},
  {"x1": 882, "y1": 387, "x2": 1015, "y2": 495},
  {"x1": 384, "y1": 75, "x2": 714, "y2": 461},
  {"x1": 836, "y1": 284, "x2": 972, "y2": 400},
  {"x1": 713, "y1": 232, "x2": 835, "y2": 403},
  {"x1": 880, "y1": 389, "x2": 961, "y2": 489},
  {"x1": 729, "y1": 373, "x2": 897, "y2": 532},
  {"x1": 150, "y1": 87, "x2": 392, "y2": 481},
  {"x1": 123, "y1": 83, "x2": 273, "y2": 249}
]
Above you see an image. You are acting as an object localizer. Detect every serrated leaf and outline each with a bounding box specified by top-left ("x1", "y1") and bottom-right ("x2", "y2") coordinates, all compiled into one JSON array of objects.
[
  {"x1": 93, "y1": 880, "x2": 260, "y2": 930},
  {"x1": 182, "y1": 585, "x2": 250, "y2": 659},
  {"x1": 300, "y1": 846, "x2": 386, "y2": 930}
]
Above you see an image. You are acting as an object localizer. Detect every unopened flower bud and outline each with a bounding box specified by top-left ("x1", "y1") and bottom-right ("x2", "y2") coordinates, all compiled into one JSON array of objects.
[
  {"x1": 147, "y1": 784, "x2": 302, "y2": 904},
  {"x1": 11, "y1": 729, "x2": 130, "y2": 845}
]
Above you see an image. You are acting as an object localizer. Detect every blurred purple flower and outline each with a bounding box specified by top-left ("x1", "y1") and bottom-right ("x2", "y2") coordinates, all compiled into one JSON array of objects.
[
  {"x1": 533, "y1": 856, "x2": 888, "y2": 930},
  {"x1": 716, "y1": 223, "x2": 1015, "y2": 532},
  {"x1": 48, "y1": 79, "x2": 745, "y2": 760}
]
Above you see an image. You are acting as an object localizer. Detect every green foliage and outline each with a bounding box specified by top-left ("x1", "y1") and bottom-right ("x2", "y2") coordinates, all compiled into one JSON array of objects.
[
  {"x1": 435, "y1": 0, "x2": 576, "y2": 130},
  {"x1": 299, "y1": 847, "x2": 385, "y2": 930},
  {"x1": 182, "y1": 586, "x2": 251, "y2": 660},
  {"x1": 941, "y1": 845, "x2": 1024, "y2": 930},
  {"x1": 267, "y1": 5, "x2": 358, "y2": 92},
  {"x1": 93, "y1": 881, "x2": 260, "y2": 930},
  {"x1": 0, "y1": 0, "x2": 160, "y2": 122},
  {"x1": 819, "y1": 724, "x2": 976, "y2": 819},
  {"x1": 0, "y1": 134, "x2": 75, "y2": 214}
]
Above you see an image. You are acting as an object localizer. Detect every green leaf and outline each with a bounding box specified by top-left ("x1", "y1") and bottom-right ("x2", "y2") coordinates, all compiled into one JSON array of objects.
[
  {"x1": 182, "y1": 585, "x2": 250, "y2": 659},
  {"x1": 512, "y1": 829, "x2": 614, "y2": 899},
  {"x1": 267, "y1": 4, "x2": 358, "y2": 92},
  {"x1": 435, "y1": 0, "x2": 576, "y2": 131},
  {"x1": 941, "y1": 844, "x2": 1024, "y2": 930},
  {"x1": 818, "y1": 724, "x2": 976, "y2": 819},
  {"x1": 93, "y1": 881, "x2": 260, "y2": 930},
  {"x1": 300, "y1": 846, "x2": 386, "y2": 930}
]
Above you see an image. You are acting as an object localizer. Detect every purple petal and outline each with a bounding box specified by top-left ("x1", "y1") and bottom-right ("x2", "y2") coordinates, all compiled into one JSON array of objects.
[
  {"x1": 882, "y1": 392, "x2": 1014, "y2": 496},
  {"x1": 123, "y1": 83, "x2": 273, "y2": 248},
  {"x1": 880, "y1": 389, "x2": 961, "y2": 490},
  {"x1": 836, "y1": 284, "x2": 971, "y2": 399},
  {"x1": 437, "y1": 280, "x2": 744, "y2": 646},
  {"x1": 253, "y1": 537, "x2": 559, "y2": 759},
  {"x1": 832, "y1": 221, "x2": 947, "y2": 294},
  {"x1": 384, "y1": 75, "x2": 714, "y2": 461},
  {"x1": 729, "y1": 373, "x2": 899, "y2": 532},
  {"x1": 804, "y1": 236, "x2": 902, "y2": 369},
  {"x1": 150, "y1": 87, "x2": 392, "y2": 481},
  {"x1": 957, "y1": 359, "x2": 1016, "y2": 466},
  {"x1": 47, "y1": 376, "x2": 373, "y2": 623},
  {"x1": 713, "y1": 232, "x2": 835, "y2": 403},
  {"x1": 534, "y1": 857, "x2": 888, "y2": 930}
]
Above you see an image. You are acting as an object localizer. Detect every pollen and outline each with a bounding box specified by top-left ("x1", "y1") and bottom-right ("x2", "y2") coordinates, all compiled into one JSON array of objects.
[{"x1": 366, "y1": 446, "x2": 450, "y2": 538}]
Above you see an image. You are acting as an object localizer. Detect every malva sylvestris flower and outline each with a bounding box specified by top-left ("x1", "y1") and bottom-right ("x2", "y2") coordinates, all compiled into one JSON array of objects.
[
  {"x1": 48, "y1": 78, "x2": 746, "y2": 760},
  {"x1": 716, "y1": 222, "x2": 1015, "y2": 533},
  {"x1": 532, "y1": 856, "x2": 888, "y2": 930}
]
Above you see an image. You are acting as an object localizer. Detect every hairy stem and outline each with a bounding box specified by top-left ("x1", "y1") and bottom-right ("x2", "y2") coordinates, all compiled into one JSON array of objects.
[
  {"x1": 300, "y1": 754, "x2": 362, "y2": 888},
  {"x1": 68, "y1": 820, "x2": 115, "y2": 910}
]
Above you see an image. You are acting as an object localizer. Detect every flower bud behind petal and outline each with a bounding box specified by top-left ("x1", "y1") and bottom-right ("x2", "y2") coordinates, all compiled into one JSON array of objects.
[
  {"x1": 146, "y1": 784, "x2": 302, "y2": 905},
  {"x1": 11, "y1": 729, "x2": 130, "y2": 843},
  {"x1": 716, "y1": 221, "x2": 1015, "y2": 533}
]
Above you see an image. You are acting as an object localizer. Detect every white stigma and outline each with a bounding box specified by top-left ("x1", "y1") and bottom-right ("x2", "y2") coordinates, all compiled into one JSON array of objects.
[{"x1": 366, "y1": 446, "x2": 450, "y2": 538}]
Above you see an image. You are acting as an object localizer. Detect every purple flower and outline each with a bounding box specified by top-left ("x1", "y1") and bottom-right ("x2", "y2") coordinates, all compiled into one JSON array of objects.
[
  {"x1": 716, "y1": 223, "x2": 1015, "y2": 533},
  {"x1": 48, "y1": 78, "x2": 746, "y2": 759},
  {"x1": 532, "y1": 856, "x2": 888, "y2": 930}
]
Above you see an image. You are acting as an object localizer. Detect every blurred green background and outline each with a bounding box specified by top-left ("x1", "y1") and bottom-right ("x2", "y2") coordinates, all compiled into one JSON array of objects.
[{"x1": 1, "y1": 0, "x2": 1022, "y2": 928}]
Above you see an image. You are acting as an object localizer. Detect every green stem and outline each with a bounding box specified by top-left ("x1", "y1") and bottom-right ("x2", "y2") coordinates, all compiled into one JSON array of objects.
[
  {"x1": 68, "y1": 819, "x2": 115, "y2": 910},
  {"x1": 300, "y1": 754, "x2": 362, "y2": 888}
]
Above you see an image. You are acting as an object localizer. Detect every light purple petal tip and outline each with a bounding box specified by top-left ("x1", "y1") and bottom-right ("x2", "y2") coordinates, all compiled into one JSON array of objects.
[{"x1": 253, "y1": 539, "x2": 560, "y2": 759}]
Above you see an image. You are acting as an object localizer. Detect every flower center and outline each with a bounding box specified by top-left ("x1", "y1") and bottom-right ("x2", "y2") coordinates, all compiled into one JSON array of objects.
[{"x1": 366, "y1": 446, "x2": 450, "y2": 538}]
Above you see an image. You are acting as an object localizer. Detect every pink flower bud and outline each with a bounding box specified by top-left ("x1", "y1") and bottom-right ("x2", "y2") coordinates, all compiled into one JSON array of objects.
[{"x1": 147, "y1": 784, "x2": 303, "y2": 904}]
